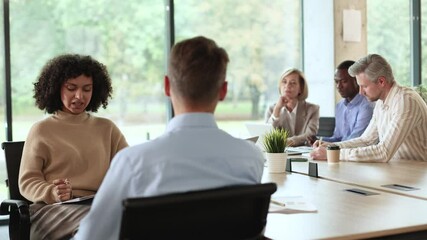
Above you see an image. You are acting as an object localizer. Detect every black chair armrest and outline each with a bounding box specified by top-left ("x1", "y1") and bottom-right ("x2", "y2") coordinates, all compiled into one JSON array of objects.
[
  {"x1": 1, "y1": 199, "x2": 29, "y2": 215},
  {"x1": 0, "y1": 199, "x2": 30, "y2": 240}
]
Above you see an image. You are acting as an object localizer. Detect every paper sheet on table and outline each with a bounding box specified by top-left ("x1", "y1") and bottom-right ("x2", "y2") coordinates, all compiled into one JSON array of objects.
[
  {"x1": 269, "y1": 196, "x2": 317, "y2": 214},
  {"x1": 286, "y1": 146, "x2": 312, "y2": 155}
]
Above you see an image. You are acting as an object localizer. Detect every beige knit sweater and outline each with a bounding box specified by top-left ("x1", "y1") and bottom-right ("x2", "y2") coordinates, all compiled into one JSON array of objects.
[{"x1": 19, "y1": 111, "x2": 128, "y2": 204}]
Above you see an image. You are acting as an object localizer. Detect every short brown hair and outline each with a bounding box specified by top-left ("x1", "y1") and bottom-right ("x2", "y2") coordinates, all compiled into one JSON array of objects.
[{"x1": 168, "y1": 36, "x2": 229, "y2": 104}]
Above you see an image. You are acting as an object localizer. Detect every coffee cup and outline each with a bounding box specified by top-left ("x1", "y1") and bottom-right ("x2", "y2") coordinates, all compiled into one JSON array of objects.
[{"x1": 326, "y1": 145, "x2": 340, "y2": 163}]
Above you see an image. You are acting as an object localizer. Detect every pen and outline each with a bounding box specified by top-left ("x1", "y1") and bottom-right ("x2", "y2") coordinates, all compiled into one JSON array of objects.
[
  {"x1": 271, "y1": 199, "x2": 286, "y2": 207},
  {"x1": 319, "y1": 137, "x2": 322, "y2": 146}
]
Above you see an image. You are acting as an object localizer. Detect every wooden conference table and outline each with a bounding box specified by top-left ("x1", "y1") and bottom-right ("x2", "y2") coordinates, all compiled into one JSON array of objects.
[
  {"x1": 289, "y1": 160, "x2": 427, "y2": 200},
  {"x1": 262, "y1": 171, "x2": 427, "y2": 239}
]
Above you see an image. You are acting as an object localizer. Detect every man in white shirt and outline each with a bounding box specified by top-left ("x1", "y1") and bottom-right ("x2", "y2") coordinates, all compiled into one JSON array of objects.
[
  {"x1": 311, "y1": 54, "x2": 427, "y2": 162},
  {"x1": 74, "y1": 36, "x2": 265, "y2": 240}
]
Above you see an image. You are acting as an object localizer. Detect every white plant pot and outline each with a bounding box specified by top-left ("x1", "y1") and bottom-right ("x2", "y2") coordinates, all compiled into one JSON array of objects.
[{"x1": 265, "y1": 152, "x2": 287, "y2": 173}]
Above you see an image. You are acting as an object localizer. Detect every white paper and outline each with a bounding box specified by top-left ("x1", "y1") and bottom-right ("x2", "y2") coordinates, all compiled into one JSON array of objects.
[
  {"x1": 269, "y1": 196, "x2": 317, "y2": 214},
  {"x1": 343, "y1": 9, "x2": 361, "y2": 42},
  {"x1": 286, "y1": 146, "x2": 313, "y2": 155}
]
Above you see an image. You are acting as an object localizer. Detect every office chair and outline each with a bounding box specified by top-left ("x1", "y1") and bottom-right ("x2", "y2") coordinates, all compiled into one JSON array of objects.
[
  {"x1": 0, "y1": 141, "x2": 31, "y2": 240},
  {"x1": 318, "y1": 117, "x2": 335, "y2": 137},
  {"x1": 119, "y1": 182, "x2": 277, "y2": 240}
]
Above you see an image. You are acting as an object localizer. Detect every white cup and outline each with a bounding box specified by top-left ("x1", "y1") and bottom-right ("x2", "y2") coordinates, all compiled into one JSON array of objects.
[{"x1": 326, "y1": 145, "x2": 340, "y2": 163}]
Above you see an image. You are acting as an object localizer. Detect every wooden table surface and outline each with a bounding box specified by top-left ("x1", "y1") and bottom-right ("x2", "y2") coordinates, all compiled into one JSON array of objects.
[
  {"x1": 289, "y1": 160, "x2": 427, "y2": 200},
  {"x1": 263, "y1": 171, "x2": 427, "y2": 239}
]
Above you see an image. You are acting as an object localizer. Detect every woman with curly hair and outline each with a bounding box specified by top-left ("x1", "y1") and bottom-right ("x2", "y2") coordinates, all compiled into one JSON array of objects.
[{"x1": 18, "y1": 54, "x2": 128, "y2": 239}]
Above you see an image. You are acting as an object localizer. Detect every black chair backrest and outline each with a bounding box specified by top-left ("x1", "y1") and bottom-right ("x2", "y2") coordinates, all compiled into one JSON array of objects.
[
  {"x1": 119, "y1": 183, "x2": 277, "y2": 240},
  {"x1": 1, "y1": 141, "x2": 30, "y2": 203},
  {"x1": 318, "y1": 117, "x2": 335, "y2": 137}
]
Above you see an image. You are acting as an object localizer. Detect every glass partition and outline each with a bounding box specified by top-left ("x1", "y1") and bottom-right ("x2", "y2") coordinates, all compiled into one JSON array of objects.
[{"x1": 0, "y1": 0, "x2": 6, "y2": 205}]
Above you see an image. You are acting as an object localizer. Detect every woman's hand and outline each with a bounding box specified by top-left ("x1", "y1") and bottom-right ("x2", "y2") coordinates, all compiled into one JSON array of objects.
[
  {"x1": 287, "y1": 138, "x2": 295, "y2": 147},
  {"x1": 52, "y1": 178, "x2": 72, "y2": 202},
  {"x1": 273, "y1": 96, "x2": 289, "y2": 117},
  {"x1": 275, "y1": 95, "x2": 289, "y2": 109}
]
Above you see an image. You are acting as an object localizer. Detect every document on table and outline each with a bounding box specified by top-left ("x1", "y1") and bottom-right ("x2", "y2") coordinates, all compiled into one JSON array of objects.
[
  {"x1": 52, "y1": 194, "x2": 95, "y2": 205},
  {"x1": 269, "y1": 196, "x2": 317, "y2": 214},
  {"x1": 286, "y1": 146, "x2": 313, "y2": 155}
]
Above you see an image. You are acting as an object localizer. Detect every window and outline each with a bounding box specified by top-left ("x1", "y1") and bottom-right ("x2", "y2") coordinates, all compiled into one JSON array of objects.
[
  {"x1": 9, "y1": 0, "x2": 167, "y2": 145},
  {"x1": 367, "y1": 0, "x2": 411, "y2": 86},
  {"x1": 0, "y1": 0, "x2": 167, "y2": 202},
  {"x1": 421, "y1": 0, "x2": 427, "y2": 85},
  {"x1": 0, "y1": 0, "x2": 6, "y2": 204},
  {"x1": 175, "y1": 0, "x2": 302, "y2": 137}
]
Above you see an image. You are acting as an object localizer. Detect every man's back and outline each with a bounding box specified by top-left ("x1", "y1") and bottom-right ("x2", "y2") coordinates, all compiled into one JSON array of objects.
[
  {"x1": 121, "y1": 113, "x2": 264, "y2": 196},
  {"x1": 75, "y1": 113, "x2": 264, "y2": 240}
]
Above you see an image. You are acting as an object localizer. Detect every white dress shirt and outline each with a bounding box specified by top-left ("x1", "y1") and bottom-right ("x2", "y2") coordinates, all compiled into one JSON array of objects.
[
  {"x1": 74, "y1": 113, "x2": 265, "y2": 240},
  {"x1": 285, "y1": 102, "x2": 298, "y2": 135}
]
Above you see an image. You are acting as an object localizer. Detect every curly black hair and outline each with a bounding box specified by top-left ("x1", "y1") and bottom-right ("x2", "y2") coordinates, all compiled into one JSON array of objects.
[{"x1": 33, "y1": 54, "x2": 113, "y2": 114}]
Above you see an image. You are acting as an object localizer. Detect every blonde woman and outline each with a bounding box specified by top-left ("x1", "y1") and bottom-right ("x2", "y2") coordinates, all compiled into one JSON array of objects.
[{"x1": 265, "y1": 68, "x2": 319, "y2": 146}]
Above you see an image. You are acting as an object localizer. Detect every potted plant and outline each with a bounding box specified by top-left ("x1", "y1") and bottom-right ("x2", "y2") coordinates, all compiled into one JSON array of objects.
[{"x1": 262, "y1": 128, "x2": 288, "y2": 173}]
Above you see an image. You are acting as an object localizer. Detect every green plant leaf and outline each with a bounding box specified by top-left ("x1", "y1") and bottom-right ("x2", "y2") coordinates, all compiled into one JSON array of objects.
[{"x1": 262, "y1": 128, "x2": 289, "y2": 153}]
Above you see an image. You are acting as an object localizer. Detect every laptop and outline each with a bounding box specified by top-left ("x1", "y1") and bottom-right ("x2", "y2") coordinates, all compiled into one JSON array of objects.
[
  {"x1": 245, "y1": 136, "x2": 259, "y2": 143},
  {"x1": 245, "y1": 123, "x2": 273, "y2": 148}
]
